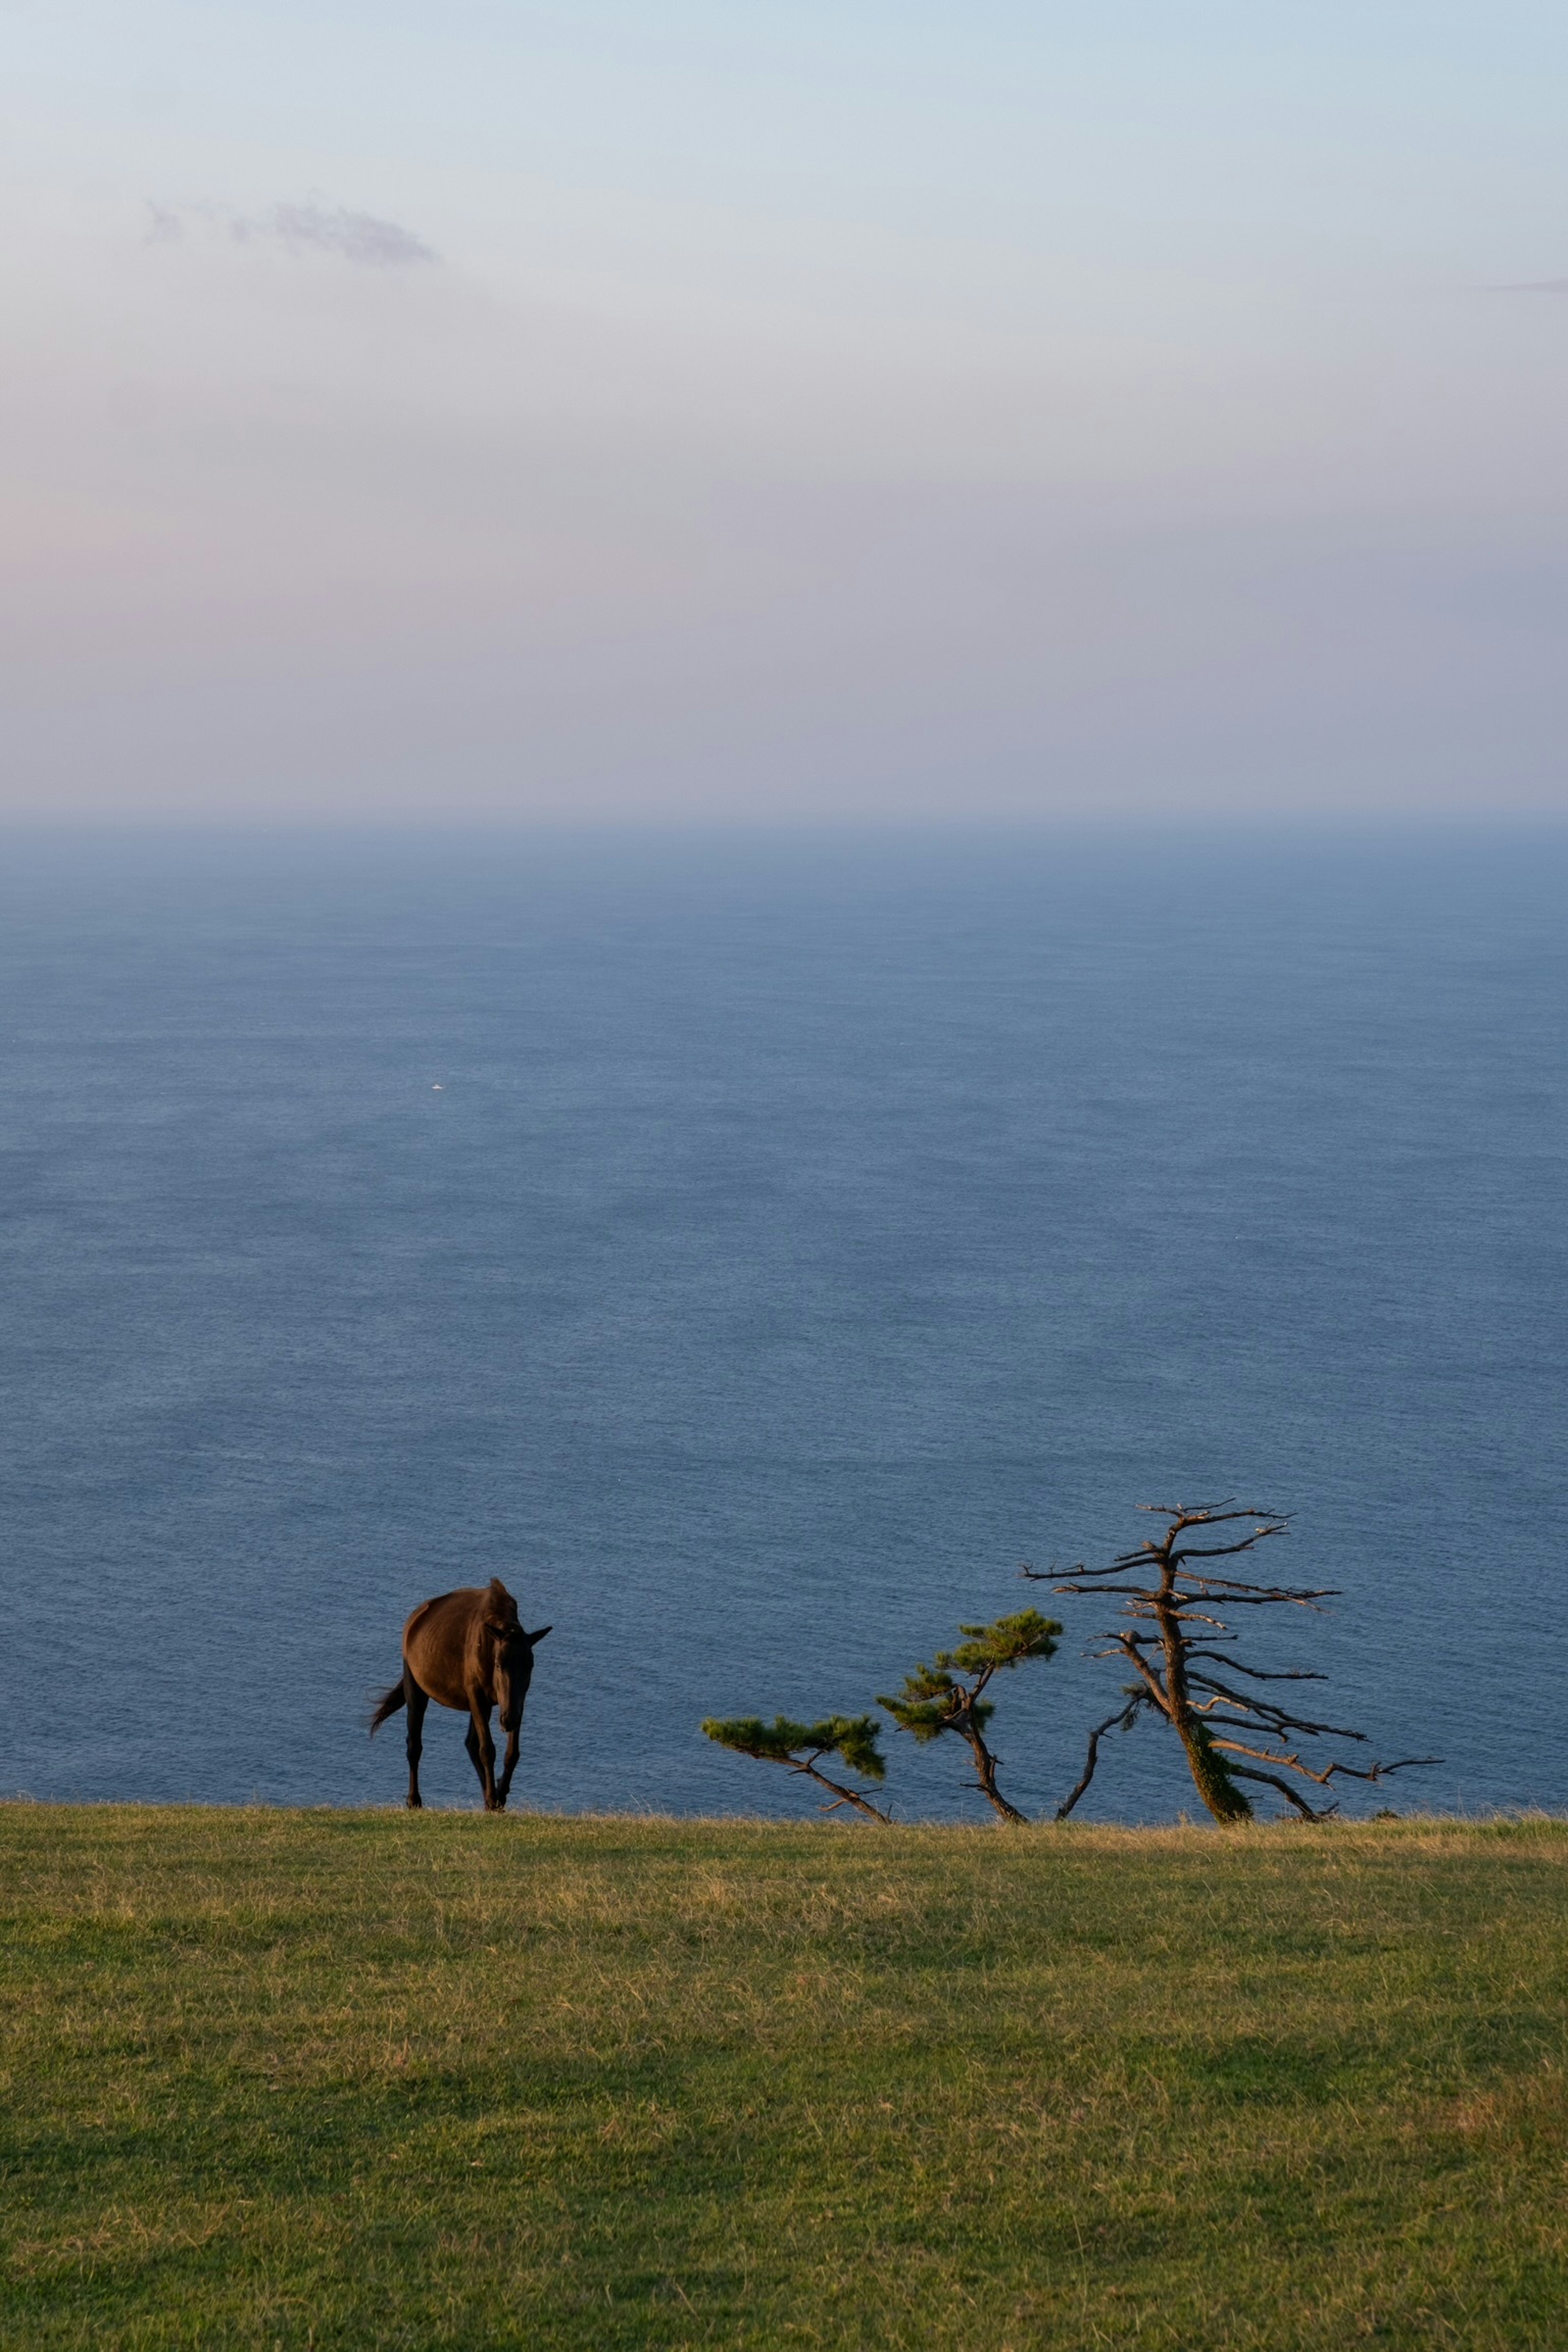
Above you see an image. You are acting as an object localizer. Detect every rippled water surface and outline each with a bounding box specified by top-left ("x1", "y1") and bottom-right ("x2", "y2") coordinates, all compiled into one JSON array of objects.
[{"x1": 2, "y1": 828, "x2": 1564, "y2": 1820}]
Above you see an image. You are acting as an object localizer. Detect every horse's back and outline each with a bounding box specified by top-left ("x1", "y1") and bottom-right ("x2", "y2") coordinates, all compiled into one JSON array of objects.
[
  {"x1": 403, "y1": 1587, "x2": 462, "y2": 1641},
  {"x1": 403, "y1": 1587, "x2": 488, "y2": 1708}
]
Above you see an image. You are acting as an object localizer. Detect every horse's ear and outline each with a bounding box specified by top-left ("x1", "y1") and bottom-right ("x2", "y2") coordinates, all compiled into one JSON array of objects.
[
  {"x1": 526, "y1": 1625, "x2": 552, "y2": 1644},
  {"x1": 488, "y1": 1577, "x2": 513, "y2": 1601}
]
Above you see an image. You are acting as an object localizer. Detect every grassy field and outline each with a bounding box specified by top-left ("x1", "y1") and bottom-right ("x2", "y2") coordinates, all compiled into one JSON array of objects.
[{"x1": 2, "y1": 1807, "x2": 1566, "y2": 2349}]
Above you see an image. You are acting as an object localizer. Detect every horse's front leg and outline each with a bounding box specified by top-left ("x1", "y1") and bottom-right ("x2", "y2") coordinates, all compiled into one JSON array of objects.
[
  {"x1": 494, "y1": 1717, "x2": 521, "y2": 1809},
  {"x1": 466, "y1": 1702, "x2": 499, "y2": 1809}
]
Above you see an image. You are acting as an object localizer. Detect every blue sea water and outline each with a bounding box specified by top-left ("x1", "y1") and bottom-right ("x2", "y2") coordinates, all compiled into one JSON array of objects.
[{"x1": 1, "y1": 827, "x2": 1564, "y2": 1823}]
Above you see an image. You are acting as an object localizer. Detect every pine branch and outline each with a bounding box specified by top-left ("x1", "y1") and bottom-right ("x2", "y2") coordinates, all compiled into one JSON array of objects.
[{"x1": 701, "y1": 1715, "x2": 890, "y2": 1822}]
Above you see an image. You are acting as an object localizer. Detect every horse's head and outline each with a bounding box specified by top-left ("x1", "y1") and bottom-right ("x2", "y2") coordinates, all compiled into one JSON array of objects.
[
  {"x1": 495, "y1": 1621, "x2": 552, "y2": 1732},
  {"x1": 484, "y1": 1577, "x2": 521, "y2": 1637}
]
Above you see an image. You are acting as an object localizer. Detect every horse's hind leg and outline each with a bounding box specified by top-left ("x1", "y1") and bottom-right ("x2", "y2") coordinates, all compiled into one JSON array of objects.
[{"x1": 404, "y1": 1673, "x2": 428, "y2": 1810}]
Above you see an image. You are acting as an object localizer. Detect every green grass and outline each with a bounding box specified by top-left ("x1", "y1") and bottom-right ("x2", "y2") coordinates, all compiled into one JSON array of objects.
[{"x1": 2, "y1": 1807, "x2": 1566, "y2": 2348}]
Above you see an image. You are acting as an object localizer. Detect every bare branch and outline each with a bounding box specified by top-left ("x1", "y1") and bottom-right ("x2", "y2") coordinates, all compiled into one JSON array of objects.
[
  {"x1": 1163, "y1": 1592, "x2": 1330, "y2": 1608},
  {"x1": 1184, "y1": 1651, "x2": 1326, "y2": 1682},
  {"x1": 794, "y1": 1762, "x2": 891, "y2": 1822},
  {"x1": 1054, "y1": 1696, "x2": 1146, "y2": 1821},
  {"x1": 1187, "y1": 1679, "x2": 1368, "y2": 1740},
  {"x1": 1226, "y1": 1764, "x2": 1331, "y2": 1821},
  {"x1": 1135, "y1": 1503, "x2": 1287, "y2": 1524},
  {"x1": 1167, "y1": 1536, "x2": 1290, "y2": 1564},
  {"x1": 1313, "y1": 1754, "x2": 1440, "y2": 1786},
  {"x1": 1206, "y1": 1738, "x2": 1439, "y2": 1788},
  {"x1": 1118, "y1": 1644, "x2": 1174, "y2": 1720}
]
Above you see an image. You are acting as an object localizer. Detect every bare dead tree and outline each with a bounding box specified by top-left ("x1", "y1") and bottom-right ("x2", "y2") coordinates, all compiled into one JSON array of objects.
[{"x1": 1027, "y1": 1504, "x2": 1436, "y2": 1823}]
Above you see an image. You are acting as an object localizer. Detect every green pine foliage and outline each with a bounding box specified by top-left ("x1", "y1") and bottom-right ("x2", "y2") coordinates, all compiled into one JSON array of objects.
[
  {"x1": 880, "y1": 1608, "x2": 1062, "y2": 1823},
  {"x1": 880, "y1": 1670, "x2": 992, "y2": 1743},
  {"x1": 880, "y1": 1608, "x2": 1061, "y2": 1740},
  {"x1": 701, "y1": 1715, "x2": 886, "y2": 1780},
  {"x1": 943, "y1": 1610, "x2": 1063, "y2": 1673}
]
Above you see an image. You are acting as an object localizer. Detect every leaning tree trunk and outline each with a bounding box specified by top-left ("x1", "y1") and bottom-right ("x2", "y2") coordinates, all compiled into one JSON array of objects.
[
  {"x1": 960, "y1": 1716, "x2": 1029, "y2": 1824},
  {"x1": 1156, "y1": 1585, "x2": 1253, "y2": 1822}
]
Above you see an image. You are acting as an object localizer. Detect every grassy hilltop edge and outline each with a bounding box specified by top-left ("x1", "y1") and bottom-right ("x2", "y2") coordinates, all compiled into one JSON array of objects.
[{"x1": 2, "y1": 1806, "x2": 1565, "y2": 2350}]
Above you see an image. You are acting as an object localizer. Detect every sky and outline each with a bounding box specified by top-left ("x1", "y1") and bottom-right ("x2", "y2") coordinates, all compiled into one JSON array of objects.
[{"x1": 3, "y1": 1, "x2": 1566, "y2": 823}]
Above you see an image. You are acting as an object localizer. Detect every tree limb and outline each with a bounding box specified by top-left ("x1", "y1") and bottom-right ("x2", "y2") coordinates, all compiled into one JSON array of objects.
[{"x1": 1055, "y1": 1696, "x2": 1145, "y2": 1820}]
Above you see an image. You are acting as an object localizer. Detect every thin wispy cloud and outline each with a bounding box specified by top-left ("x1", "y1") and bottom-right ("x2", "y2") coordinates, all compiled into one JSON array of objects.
[
  {"x1": 242, "y1": 203, "x2": 437, "y2": 268},
  {"x1": 1487, "y1": 278, "x2": 1568, "y2": 293},
  {"x1": 145, "y1": 199, "x2": 438, "y2": 268}
]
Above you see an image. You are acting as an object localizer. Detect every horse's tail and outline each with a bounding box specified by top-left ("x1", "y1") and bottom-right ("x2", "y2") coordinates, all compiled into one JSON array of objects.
[{"x1": 369, "y1": 1676, "x2": 408, "y2": 1737}]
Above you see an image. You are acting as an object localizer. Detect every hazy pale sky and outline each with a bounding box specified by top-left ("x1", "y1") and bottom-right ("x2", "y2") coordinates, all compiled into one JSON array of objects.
[{"x1": 4, "y1": 2, "x2": 1566, "y2": 821}]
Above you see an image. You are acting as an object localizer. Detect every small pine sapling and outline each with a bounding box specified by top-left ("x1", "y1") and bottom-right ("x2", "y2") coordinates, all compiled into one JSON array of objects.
[
  {"x1": 701, "y1": 1714, "x2": 891, "y2": 1822},
  {"x1": 879, "y1": 1609, "x2": 1061, "y2": 1823}
]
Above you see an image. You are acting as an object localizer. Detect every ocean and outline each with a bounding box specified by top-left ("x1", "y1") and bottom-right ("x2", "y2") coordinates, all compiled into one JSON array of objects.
[{"x1": 2, "y1": 826, "x2": 1564, "y2": 1822}]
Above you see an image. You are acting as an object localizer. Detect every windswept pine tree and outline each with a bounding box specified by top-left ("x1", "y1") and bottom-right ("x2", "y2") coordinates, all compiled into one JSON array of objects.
[
  {"x1": 880, "y1": 1610, "x2": 1061, "y2": 1823},
  {"x1": 701, "y1": 1714, "x2": 891, "y2": 1822},
  {"x1": 1029, "y1": 1504, "x2": 1435, "y2": 1822}
]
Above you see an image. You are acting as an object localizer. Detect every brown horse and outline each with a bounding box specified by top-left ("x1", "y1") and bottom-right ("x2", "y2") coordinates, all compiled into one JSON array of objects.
[{"x1": 370, "y1": 1578, "x2": 551, "y2": 1811}]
